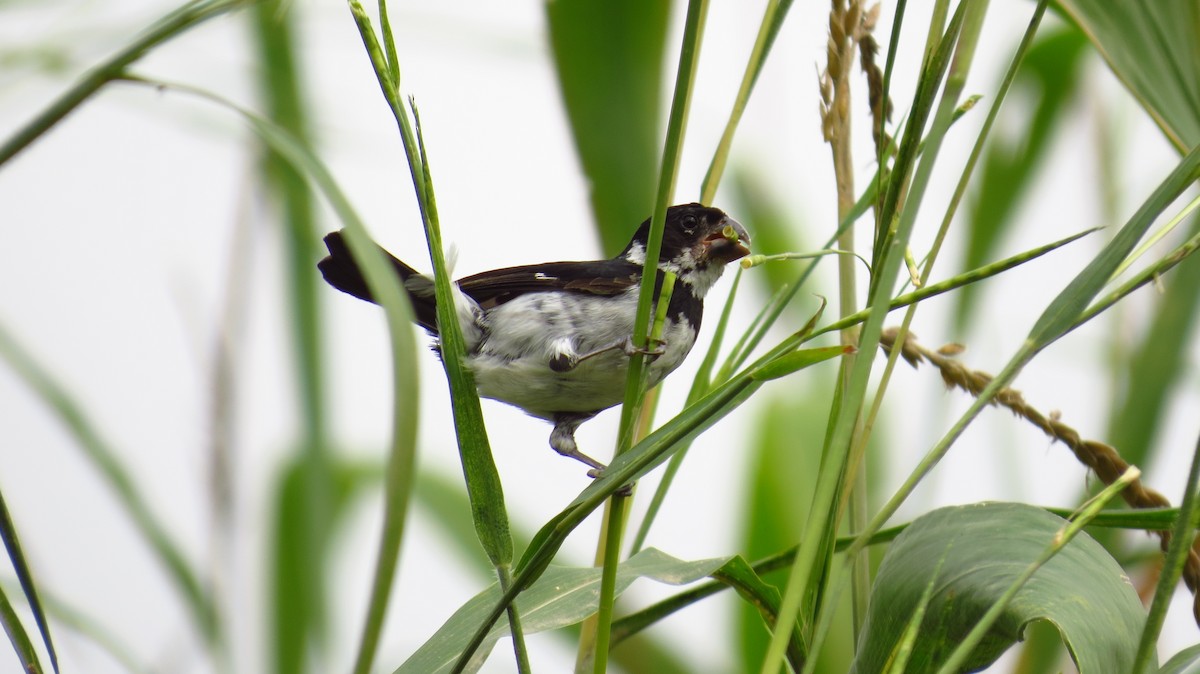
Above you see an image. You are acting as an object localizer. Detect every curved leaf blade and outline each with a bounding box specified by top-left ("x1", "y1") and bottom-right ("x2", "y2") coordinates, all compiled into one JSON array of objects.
[{"x1": 852, "y1": 503, "x2": 1147, "y2": 673}]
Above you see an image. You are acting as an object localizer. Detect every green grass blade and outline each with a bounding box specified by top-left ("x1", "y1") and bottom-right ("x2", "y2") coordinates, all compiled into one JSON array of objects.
[
  {"x1": 699, "y1": 0, "x2": 795, "y2": 203},
  {"x1": 590, "y1": 0, "x2": 713, "y2": 669},
  {"x1": 0, "y1": 582, "x2": 42, "y2": 674},
  {"x1": 346, "y1": 5, "x2": 521, "y2": 665},
  {"x1": 1028, "y1": 143, "x2": 1200, "y2": 347},
  {"x1": 1, "y1": 579, "x2": 150, "y2": 674},
  {"x1": 1105, "y1": 215, "x2": 1200, "y2": 470},
  {"x1": 0, "y1": 490, "x2": 57, "y2": 672},
  {"x1": 953, "y1": 26, "x2": 1090, "y2": 332},
  {"x1": 773, "y1": 6, "x2": 978, "y2": 669},
  {"x1": 811, "y1": 226, "x2": 1098, "y2": 339},
  {"x1": 0, "y1": 322, "x2": 216, "y2": 647},
  {"x1": 247, "y1": 2, "x2": 332, "y2": 670},
  {"x1": 0, "y1": 0, "x2": 250, "y2": 167},
  {"x1": 127, "y1": 70, "x2": 427, "y2": 674},
  {"x1": 629, "y1": 269, "x2": 742, "y2": 554}
]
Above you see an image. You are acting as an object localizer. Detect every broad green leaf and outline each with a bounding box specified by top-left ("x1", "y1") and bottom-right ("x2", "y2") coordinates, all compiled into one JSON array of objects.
[
  {"x1": 0, "y1": 489, "x2": 57, "y2": 672},
  {"x1": 546, "y1": 0, "x2": 670, "y2": 255},
  {"x1": 395, "y1": 548, "x2": 729, "y2": 674},
  {"x1": 1057, "y1": 0, "x2": 1200, "y2": 151},
  {"x1": 852, "y1": 503, "x2": 1147, "y2": 673},
  {"x1": 1161, "y1": 644, "x2": 1200, "y2": 674}
]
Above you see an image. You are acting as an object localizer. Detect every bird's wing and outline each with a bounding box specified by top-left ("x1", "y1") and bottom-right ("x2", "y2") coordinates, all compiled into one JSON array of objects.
[{"x1": 456, "y1": 259, "x2": 641, "y2": 310}]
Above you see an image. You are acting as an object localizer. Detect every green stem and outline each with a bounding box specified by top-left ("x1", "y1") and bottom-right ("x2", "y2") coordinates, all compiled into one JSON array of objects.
[
  {"x1": 586, "y1": 0, "x2": 711, "y2": 670},
  {"x1": 1133, "y1": 434, "x2": 1200, "y2": 673}
]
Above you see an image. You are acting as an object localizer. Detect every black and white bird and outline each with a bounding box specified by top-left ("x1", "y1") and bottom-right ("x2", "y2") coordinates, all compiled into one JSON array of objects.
[{"x1": 318, "y1": 203, "x2": 750, "y2": 476}]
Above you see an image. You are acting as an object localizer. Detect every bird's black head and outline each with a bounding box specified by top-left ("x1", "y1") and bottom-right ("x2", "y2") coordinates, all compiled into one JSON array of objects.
[{"x1": 621, "y1": 203, "x2": 750, "y2": 294}]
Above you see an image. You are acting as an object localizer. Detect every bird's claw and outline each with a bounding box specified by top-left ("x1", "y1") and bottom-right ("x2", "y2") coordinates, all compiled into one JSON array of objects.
[
  {"x1": 587, "y1": 465, "x2": 634, "y2": 496},
  {"x1": 622, "y1": 336, "x2": 666, "y2": 359}
]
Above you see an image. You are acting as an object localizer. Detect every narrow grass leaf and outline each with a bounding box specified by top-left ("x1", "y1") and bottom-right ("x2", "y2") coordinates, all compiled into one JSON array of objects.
[
  {"x1": 750, "y1": 345, "x2": 853, "y2": 382},
  {"x1": 700, "y1": 0, "x2": 796, "y2": 203},
  {"x1": 1160, "y1": 643, "x2": 1200, "y2": 674},
  {"x1": 0, "y1": 583, "x2": 42, "y2": 674},
  {"x1": 249, "y1": 2, "x2": 330, "y2": 669},
  {"x1": 0, "y1": 490, "x2": 57, "y2": 672},
  {"x1": 137, "y1": 72, "x2": 426, "y2": 674},
  {"x1": 1028, "y1": 144, "x2": 1200, "y2": 347},
  {"x1": 1106, "y1": 214, "x2": 1200, "y2": 470},
  {"x1": 0, "y1": 0, "x2": 252, "y2": 167},
  {"x1": 954, "y1": 26, "x2": 1090, "y2": 331},
  {"x1": 0, "y1": 323, "x2": 216, "y2": 646}
]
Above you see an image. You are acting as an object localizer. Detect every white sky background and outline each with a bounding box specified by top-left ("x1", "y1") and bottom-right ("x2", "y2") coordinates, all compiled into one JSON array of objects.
[{"x1": 0, "y1": 0, "x2": 1197, "y2": 672}]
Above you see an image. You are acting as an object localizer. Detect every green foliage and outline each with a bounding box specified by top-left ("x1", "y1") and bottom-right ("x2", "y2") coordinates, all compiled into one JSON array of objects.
[
  {"x1": 2, "y1": 0, "x2": 1200, "y2": 672},
  {"x1": 852, "y1": 503, "x2": 1148, "y2": 673}
]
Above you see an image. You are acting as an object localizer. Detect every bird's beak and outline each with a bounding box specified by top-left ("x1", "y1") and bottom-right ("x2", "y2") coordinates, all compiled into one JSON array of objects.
[{"x1": 702, "y1": 217, "x2": 751, "y2": 263}]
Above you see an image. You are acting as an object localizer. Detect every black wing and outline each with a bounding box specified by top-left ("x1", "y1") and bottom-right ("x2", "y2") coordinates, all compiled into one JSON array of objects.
[{"x1": 457, "y1": 259, "x2": 641, "y2": 310}]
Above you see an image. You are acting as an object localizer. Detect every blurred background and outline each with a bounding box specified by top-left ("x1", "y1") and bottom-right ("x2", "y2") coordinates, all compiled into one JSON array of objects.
[{"x1": 1, "y1": 0, "x2": 1196, "y2": 672}]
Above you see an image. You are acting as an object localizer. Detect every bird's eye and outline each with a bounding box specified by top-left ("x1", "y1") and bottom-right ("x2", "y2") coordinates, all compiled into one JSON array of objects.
[{"x1": 681, "y1": 215, "x2": 697, "y2": 233}]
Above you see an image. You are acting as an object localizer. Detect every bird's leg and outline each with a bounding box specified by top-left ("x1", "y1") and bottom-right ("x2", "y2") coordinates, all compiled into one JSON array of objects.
[
  {"x1": 549, "y1": 413, "x2": 607, "y2": 474},
  {"x1": 549, "y1": 337, "x2": 667, "y2": 373},
  {"x1": 549, "y1": 413, "x2": 635, "y2": 496}
]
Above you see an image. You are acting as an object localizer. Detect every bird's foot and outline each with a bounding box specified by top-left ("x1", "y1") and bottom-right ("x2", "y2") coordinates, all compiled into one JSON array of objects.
[
  {"x1": 586, "y1": 465, "x2": 635, "y2": 497},
  {"x1": 551, "y1": 336, "x2": 665, "y2": 372},
  {"x1": 551, "y1": 416, "x2": 634, "y2": 496},
  {"x1": 550, "y1": 420, "x2": 608, "y2": 472},
  {"x1": 620, "y1": 336, "x2": 666, "y2": 359}
]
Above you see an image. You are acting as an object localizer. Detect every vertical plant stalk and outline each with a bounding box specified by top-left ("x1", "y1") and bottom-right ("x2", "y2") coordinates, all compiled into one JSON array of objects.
[
  {"x1": 249, "y1": 3, "x2": 335, "y2": 673},
  {"x1": 770, "y1": 4, "x2": 974, "y2": 672},
  {"x1": 582, "y1": 1, "x2": 712, "y2": 671},
  {"x1": 699, "y1": 0, "x2": 794, "y2": 204},
  {"x1": 820, "y1": 0, "x2": 870, "y2": 635},
  {"x1": 1134, "y1": 433, "x2": 1200, "y2": 672},
  {"x1": 346, "y1": 3, "x2": 525, "y2": 670}
]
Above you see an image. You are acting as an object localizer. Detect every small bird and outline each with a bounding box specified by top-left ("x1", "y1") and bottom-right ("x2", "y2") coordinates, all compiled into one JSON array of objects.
[{"x1": 318, "y1": 203, "x2": 750, "y2": 476}]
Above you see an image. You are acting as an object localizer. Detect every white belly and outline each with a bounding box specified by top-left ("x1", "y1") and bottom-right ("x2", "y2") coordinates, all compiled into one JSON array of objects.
[{"x1": 466, "y1": 290, "x2": 697, "y2": 419}]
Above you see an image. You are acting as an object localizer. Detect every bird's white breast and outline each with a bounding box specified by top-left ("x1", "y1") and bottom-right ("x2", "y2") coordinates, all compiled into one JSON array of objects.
[{"x1": 464, "y1": 288, "x2": 697, "y2": 419}]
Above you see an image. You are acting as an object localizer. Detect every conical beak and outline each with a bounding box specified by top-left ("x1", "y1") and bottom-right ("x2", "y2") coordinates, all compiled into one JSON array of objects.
[{"x1": 703, "y1": 217, "x2": 751, "y2": 263}]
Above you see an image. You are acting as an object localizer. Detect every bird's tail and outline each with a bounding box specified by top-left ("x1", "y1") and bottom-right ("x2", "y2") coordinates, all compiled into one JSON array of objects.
[{"x1": 318, "y1": 231, "x2": 439, "y2": 332}]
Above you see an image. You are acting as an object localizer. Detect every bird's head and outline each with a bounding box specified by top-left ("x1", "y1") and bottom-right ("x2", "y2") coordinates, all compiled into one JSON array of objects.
[{"x1": 622, "y1": 203, "x2": 751, "y2": 296}]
